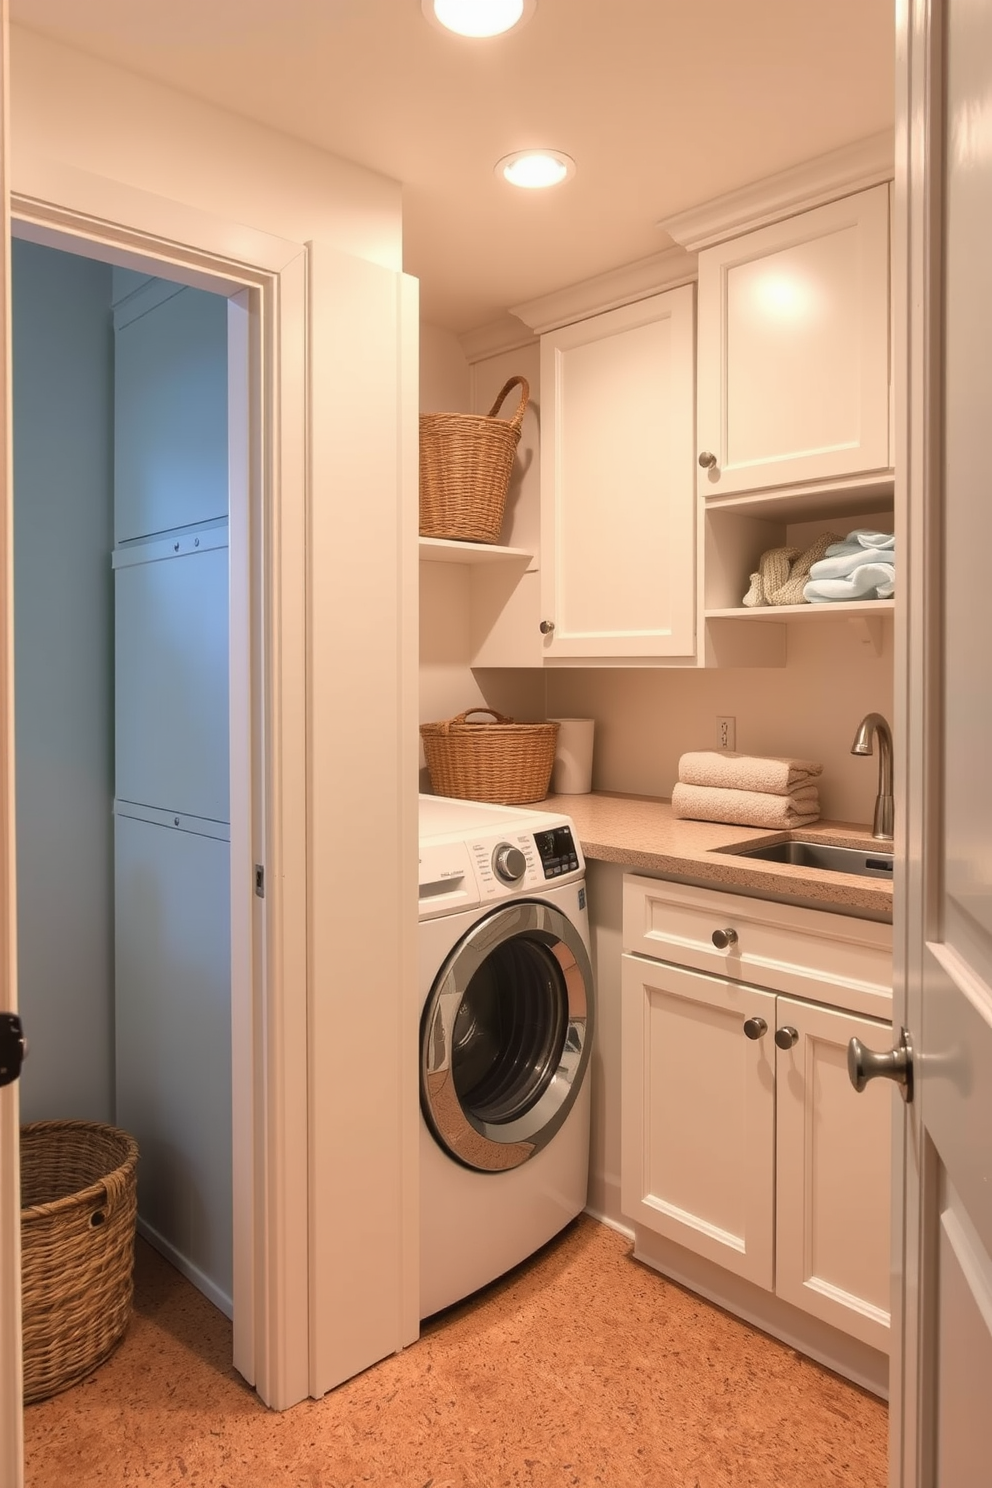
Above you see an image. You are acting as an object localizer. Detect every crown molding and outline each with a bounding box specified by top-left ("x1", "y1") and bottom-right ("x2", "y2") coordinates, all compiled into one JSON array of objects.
[
  {"x1": 659, "y1": 129, "x2": 895, "y2": 253},
  {"x1": 509, "y1": 246, "x2": 697, "y2": 334},
  {"x1": 458, "y1": 314, "x2": 537, "y2": 364}
]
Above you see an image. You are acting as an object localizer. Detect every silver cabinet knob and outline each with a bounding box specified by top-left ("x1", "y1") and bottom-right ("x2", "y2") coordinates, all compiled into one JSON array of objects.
[
  {"x1": 698, "y1": 451, "x2": 718, "y2": 469},
  {"x1": 493, "y1": 843, "x2": 526, "y2": 884},
  {"x1": 848, "y1": 1028, "x2": 914, "y2": 1102},
  {"x1": 539, "y1": 619, "x2": 555, "y2": 635},
  {"x1": 743, "y1": 1016, "x2": 767, "y2": 1040},
  {"x1": 711, "y1": 928, "x2": 738, "y2": 950},
  {"x1": 775, "y1": 1026, "x2": 799, "y2": 1050}
]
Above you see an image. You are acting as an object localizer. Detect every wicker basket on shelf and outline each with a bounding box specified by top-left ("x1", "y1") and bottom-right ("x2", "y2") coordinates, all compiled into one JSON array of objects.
[
  {"x1": 20, "y1": 1120, "x2": 139, "y2": 1403},
  {"x1": 419, "y1": 376, "x2": 529, "y2": 544},
  {"x1": 421, "y1": 708, "x2": 558, "y2": 805}
]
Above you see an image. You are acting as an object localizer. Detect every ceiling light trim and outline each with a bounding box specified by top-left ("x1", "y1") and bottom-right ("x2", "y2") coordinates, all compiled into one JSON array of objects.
[
  {"x1": 659, "y1": 130, "x2": 896, "y2": 252},
  {"x1": 422, "y1": 0, "x2": 537, "y2": 38},
  {"x1": 496, "y1": 149, "x2": 576, "y2": 189}
]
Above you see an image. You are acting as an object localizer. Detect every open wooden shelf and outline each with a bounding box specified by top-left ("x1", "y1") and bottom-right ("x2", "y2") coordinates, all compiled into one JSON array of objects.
[
  {"x1": 419, "y1": 536, "x2": 534, "y2": 566},
  {"x1": 705, "y1": 599, "x2": 895, "y2": 622}
]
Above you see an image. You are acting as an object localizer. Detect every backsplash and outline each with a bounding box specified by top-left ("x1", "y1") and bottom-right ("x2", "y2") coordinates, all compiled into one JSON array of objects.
[{"x1": 544, "y1": 615, "x2": 894, "y2": 826}]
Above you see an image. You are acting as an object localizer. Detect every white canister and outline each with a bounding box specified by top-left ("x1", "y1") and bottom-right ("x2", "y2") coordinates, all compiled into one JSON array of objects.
[{"x1": 547, "y1": 717, "x2": 595, "y2": 794}]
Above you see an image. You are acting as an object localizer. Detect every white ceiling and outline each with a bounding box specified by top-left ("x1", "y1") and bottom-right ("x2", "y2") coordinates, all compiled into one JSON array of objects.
[{"x1": 11, "y1": 0, "x2": 895, "y2": 333}]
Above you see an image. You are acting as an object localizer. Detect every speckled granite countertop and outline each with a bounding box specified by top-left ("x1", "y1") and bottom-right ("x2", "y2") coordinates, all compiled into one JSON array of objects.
[{"x1": 531, "y1": 791, "x2": 894, "y2": 922}]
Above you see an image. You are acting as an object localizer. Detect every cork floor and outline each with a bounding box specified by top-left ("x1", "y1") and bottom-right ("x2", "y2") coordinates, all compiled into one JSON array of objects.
[{"x1": 24, "y1": 1215, "x2": 888, "y2": 1488}]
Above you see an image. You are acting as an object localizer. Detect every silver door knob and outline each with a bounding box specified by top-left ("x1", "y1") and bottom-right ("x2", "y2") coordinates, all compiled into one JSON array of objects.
[
  {"x1": 847, "y1": 1028, "x2": 914, "y2": 1102},
  {"x1": 711, "y1": 928, "x2": 738, "y2": 949},
  {"x1": 698, "y1": 451, "x2": 718, "y2": 469},
  {"x1": 775, "y1": 1026, "x2": 799, "y2": 1050},
  {"x1": 539, "y1": 619, "x2": 555, "y2": 635},
  {"x1": 742, "y1": 1016, "x2": 767, "y2": 1040}
]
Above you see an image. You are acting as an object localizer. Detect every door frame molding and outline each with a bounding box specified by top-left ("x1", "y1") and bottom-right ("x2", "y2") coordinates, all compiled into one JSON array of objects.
[
  {"x1": 6, "y1": 175, "x2": 311, "y2": 1412},
  {"x1": 893, "y1": 0, "x2": 945, "y2": 1480}
]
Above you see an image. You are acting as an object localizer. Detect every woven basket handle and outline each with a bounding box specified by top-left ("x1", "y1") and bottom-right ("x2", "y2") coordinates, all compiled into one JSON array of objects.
[
  {"x1": 487, "y1": 376, "x2": 529, "y2": 430},
  {"x1": 439, "y1": 707, "x2": 512, "y2": 734},
  {"x1": 98, "y1": 1161, "x2": 132, "y2": 1216}
]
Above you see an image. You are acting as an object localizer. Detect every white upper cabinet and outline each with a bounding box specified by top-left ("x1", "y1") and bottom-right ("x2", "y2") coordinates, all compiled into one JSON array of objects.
[
  {"x1": 539, "y1": 285, "x2": 696, "y2": 660},
  {"x1": 696, "y1": 185, "x2": 891, "y2": 497}
]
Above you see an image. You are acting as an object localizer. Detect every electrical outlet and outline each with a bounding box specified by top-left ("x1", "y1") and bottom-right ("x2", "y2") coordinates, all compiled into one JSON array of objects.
[{"x1": 717, "y1": 715, "x2": 736, "y2": 751}]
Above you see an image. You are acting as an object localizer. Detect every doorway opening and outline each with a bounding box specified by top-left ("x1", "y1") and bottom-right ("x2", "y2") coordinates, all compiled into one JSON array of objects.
[{"x1": 10, "y1": 219, "x2": 258, "y2": 1382}]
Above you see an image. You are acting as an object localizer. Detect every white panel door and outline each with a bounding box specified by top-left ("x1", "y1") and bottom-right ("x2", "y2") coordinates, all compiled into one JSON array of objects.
[
  {"x1": 894, "y1": 0, "x2": 992, "y2": 1481},
  {"x1": 540, "y1": 286, "x2": 696, "y2": 659},
  {"x1": 775, "y1": 997, "x2": 892, "y2": 1352},
  {"x1": 115, "y1": 285, "x2": 228, "y2": 543},
  {"x1": 697, "y1": 186, "x2": 890, "y2": 495},
  {"x1": 115, "y1": 539, "x2": 229, "y2": 822},
  {"x1": 0, "y1": 1, "x2": 24, "y2": 1478},
  {"x1": 115, "y1": 810, "x2": 232, "y2": 1313},
  {"x1": 621, "y1": 953, "x2": 775, "y2": 1287}
]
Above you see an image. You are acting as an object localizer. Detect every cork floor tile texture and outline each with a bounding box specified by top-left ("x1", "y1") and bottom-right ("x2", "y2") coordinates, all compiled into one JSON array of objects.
[{"x1": 23, "y1": 1215, "x2": 888, "y2": 1488}]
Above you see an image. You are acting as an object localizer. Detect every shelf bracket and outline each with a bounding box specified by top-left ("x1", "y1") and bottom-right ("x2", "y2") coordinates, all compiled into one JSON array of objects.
[{"x1": 847, "y1": 615, "x2": 884, "y2": 656}]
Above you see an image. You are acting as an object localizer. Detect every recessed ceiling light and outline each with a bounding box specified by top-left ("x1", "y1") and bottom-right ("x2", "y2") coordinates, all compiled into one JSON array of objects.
[
  {"x1": 496, "y1": 150, "x2": 576, "y2": 189},
  {"x1": 422, "y1": 0, "x2": 537, "y2": 39}
]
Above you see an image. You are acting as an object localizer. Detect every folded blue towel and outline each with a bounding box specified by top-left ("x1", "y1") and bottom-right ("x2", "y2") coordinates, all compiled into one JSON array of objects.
[{"x1": 804, "y1": 562, "x2": 895, "y2": 602}]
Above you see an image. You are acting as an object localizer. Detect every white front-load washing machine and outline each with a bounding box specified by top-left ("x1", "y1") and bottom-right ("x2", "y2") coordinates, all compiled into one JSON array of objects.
[{"x1": 418, "y1": 793, "x2": 595, "y2": 1319}]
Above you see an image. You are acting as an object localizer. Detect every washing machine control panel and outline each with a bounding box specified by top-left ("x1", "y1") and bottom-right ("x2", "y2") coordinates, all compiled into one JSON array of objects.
[
  {"x1": 534, "y1": 825, "x2": 580, "y2": 879},
  {"x1": 464, "y1": 820, "x2": 583, "y2": 901}
]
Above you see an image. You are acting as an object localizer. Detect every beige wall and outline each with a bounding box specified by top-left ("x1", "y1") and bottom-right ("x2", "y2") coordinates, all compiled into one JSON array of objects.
[
  {"x1": 547, "y1": 614, "x2": 894, "y2": 827},
  {"x1": 10, "y1": 26, "x2": 402, "y2": 268}
]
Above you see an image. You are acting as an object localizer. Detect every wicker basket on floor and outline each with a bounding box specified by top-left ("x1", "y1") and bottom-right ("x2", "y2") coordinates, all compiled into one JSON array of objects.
[
  {"x1": 421, "y1": 708, "x2": 559, "y2": 805},
  {"x1": 419, "y1": 376, "x2": 529, "y2": 544},
  {"x1": 20, "y1": 1120, "x2": 139, "y2": 1403}
]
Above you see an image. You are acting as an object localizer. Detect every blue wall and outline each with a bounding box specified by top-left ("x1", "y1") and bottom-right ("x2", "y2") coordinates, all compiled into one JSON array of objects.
[{"x1": 13, "y1": 238, "x2": 115, "y2": 1122}]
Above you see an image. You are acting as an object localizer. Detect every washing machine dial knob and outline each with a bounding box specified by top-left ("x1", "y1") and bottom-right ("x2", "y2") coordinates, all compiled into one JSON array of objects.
[{"x1": 493, "y1": 843, "x2": 527, "y2": 883}]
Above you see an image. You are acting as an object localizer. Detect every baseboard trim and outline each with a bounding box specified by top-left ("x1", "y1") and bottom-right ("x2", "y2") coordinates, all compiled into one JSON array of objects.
[
  {"x1": 136, "y1": 1216, "x2": 233, "y2": 1320},
  {"x1": 584, "y1": 1205, "x2": 635, "y2": 1242}
]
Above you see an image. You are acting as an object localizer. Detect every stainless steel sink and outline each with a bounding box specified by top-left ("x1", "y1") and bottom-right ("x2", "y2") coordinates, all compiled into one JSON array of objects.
[{"x1": 719, "y1": 840, "x2": 895, "y2": 878}]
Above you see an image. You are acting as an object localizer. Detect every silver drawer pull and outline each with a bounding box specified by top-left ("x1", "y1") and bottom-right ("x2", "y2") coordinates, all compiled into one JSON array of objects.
[
  {"x1": 743, "y1": 1017, "x2": 767, "y2": 1040},
  {"x1": 775, "y1": 1026, "x2": 799, "y2": 1050},
  {"x1": 711, "y1": 928, "x2": 738, "y2": 950}
]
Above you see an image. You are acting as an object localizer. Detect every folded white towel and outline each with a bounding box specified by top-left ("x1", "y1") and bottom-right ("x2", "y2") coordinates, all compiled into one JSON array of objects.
[
  {"x1": 678, "y1": 750, "x2": 823, "y2": 796},
  {"x1": 809, "y1": 546, "x2": 896, "y2": 579},
  {"x1": 804, "y1": 562, "x2": 895, "y2": 602},
  {"x1": 671, "y1": 782, "x2": 821, "y2": 830},
  {"x1": 826, "y1": 529, "x2": 895, "y2": 553}
]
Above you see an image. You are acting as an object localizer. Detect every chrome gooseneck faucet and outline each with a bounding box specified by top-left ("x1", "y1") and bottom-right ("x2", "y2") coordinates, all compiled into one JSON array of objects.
[{"x1": 851, "y1": 712, "x2": 894, "y2": 841}]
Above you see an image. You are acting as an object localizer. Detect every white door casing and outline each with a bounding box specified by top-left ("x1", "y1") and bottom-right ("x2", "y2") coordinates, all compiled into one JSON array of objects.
[
  {"x1": 0, "y1": 3, "x2": 24, "y2": 1483},
  {"x1": 6, "y1": 175, "x2": 313, "y2": 1417},
  {"x1": 895, "y1": 0, "x2": 992, "y2": 1483}
]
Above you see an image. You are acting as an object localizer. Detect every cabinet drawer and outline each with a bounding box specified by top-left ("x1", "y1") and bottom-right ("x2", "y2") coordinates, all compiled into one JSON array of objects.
[{"x1": 622, "y1": 874, "x2": 892, "y2": 1019}]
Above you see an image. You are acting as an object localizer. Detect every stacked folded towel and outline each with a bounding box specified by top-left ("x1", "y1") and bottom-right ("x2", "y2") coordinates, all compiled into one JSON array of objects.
[
  {"x1": 803, "y1": 529, "x2": 895, "y2": 603},
  {"x1": 672, "y1": 750, "x2": 823, "y2": 828}
]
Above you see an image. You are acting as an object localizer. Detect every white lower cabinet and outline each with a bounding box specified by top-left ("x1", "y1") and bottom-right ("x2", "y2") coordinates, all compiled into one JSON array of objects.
[{"x1": 621, "y1": 875, "x2": 893, "y2": 1359}]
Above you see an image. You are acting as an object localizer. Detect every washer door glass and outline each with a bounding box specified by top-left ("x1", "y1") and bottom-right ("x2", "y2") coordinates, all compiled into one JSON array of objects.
[{"x1": 421, "y1": 900, "x2": 594, "y2": 1172}]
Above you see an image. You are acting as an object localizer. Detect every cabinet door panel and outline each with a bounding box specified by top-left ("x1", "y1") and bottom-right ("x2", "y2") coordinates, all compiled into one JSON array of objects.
[
  {"x1": 775, "y1": 996, "x2": 892, "y2": 1350},
  {"x1": 115, "y1": 286, "x2": 228, "y2": 543},
  {"x1": 540, "y1": 287, "x2": 695, "y2": 658},
  {"x1": 115, "y1": 813, "x2": 232, "y2": 1313},
  {"x1": 621, "y1": 953, "x2": 775, "y2": 1287},
  {"x1": 115, "y1": 544, "x2": 229, "y2": 822},
  {"x1": 697, "y1": 185, "x2": 890, "y2": 495}
]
